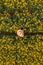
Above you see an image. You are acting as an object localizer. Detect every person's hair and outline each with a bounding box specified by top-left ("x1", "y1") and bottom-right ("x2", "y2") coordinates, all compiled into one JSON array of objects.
[{"x1": 21, "y1": 27, "x2": 24, "y2": 30}]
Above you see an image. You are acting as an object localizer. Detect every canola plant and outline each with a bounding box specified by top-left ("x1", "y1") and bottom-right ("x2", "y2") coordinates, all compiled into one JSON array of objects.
[{"x1": 0, "y1": 0, "x2": 43, "y2": 65}]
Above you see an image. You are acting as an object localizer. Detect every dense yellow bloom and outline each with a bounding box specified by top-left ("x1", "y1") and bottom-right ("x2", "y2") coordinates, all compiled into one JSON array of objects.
[
  {"x1": 13, "y1": 0, "x2": 16, "y2": 2},
  {"x1": 21, "y1": 0, "x2": 25, "y2": 2},
  {"x1": 0, "y1": 0, "x2": 43, "y2": 65}
]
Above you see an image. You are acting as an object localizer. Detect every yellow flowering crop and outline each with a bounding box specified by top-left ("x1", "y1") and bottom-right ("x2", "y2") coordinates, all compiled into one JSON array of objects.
[{"x1": 0, "y1": 0, "x2": 43, "y2": 65}]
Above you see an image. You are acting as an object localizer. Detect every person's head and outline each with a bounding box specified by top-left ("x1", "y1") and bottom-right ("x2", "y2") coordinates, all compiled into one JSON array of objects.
[{"x1": 21, "y1": 27, "x2": 24, "y2": 30}]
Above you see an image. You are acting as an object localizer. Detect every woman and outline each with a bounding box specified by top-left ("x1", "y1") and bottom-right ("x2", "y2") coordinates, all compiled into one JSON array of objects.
[{"x1": 17, "y1": 27, "x2": 24, "y2": 37}]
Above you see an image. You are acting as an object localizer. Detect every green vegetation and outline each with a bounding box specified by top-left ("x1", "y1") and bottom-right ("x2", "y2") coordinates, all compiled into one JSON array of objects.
[{"x1": 0, "y1": 0, "x2": 43, "y2": 65}]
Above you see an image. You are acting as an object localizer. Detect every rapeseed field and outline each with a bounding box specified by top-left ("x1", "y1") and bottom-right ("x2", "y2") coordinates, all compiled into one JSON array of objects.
[{"x1": 0, "y1": 0, "x2": 43, "y2": 65}]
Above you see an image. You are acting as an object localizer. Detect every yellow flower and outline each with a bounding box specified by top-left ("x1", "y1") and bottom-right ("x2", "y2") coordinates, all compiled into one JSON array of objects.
[
  {"x1": 21, "y1": 0, "x2": 25, "y2": 2},
  {"x1": 30, "y1": 28, "x2": 32, "y2": 32},
  {"x1": 23, "y1": 2, "x2": 27, "y2": 7},
  {"x1": 2, "y1": 40, "x2": 6, "y2": 43},
  {"x1": 6, "y1": 0, "x2": 8, "y2": 2},
  {"x1": 13, "y1": 0, "x2": 16, "y2": 2},
  {"x1": 0, "y1": 61, "x2": 3, "y2": 65},
  {"x1": 18, "y1": 2, "x2": 22, "y2": 5},
  {"x1": 6, "y1": 29, "x2": 9, "y2": 32},
  {"x1": 42, "y1": 41, "x2": 43, "y2": 45},
  {"x1": 6, "y1": 61, "x2": 9, "y2": 65},
  {"x1": 4, "y1": 3, "x2": 7, "y2": 5},
  {"x1": 1, "y1": 17, "x2": 4, "y2": 20},
  {"x1": 26, "y1": 22, "x2": 29, "y2": 26},
  {"x1": 18, "y1": 45, "x2": 20, "y2": 49},
  {"x1": 9, "y1": 3, "x2": 13, "y2": 7},
  {"x1": 34, "y1": 0, "x2": 38, "y2": 2},
  {"x1": 31, "y1": 63, "x2": 35, "y2": 65},
  {"x1": 2, "y1": 21, "x2": 5, "y2": 25},
  {"x1": 32, "y1": 36, "x2": 34, "y2": 39}
]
